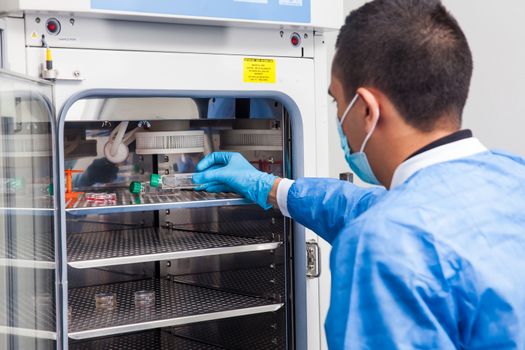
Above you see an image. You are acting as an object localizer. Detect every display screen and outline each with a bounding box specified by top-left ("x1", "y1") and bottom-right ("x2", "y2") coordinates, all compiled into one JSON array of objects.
[{"x1": 91, "y1": 0, "x2": 311, "y2": 23}]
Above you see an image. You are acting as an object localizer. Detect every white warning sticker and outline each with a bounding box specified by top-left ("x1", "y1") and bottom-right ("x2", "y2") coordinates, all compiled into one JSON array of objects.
[{"x1": 279, "y1": 0, "x2": 303, "y2": 6}]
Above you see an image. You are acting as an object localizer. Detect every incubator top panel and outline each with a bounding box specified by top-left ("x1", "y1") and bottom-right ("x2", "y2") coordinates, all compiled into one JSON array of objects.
[{"x1": 0, "y1": 0, "x2": 343, "y2": 30}]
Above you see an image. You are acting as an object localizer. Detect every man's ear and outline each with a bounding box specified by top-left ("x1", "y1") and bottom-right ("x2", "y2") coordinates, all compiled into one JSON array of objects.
[{"x1": 357, "y1": 87, "x2": 380, "y2": 132}]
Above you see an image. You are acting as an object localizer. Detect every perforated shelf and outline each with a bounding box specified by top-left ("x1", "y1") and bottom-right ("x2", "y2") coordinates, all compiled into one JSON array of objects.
[
  {"x1": 68, "y1": 279, "x2": 283, "y2": 340},
  {"x1": 69, "y1": 329, "x2": 220, "y2": 350},
  {"x1": 70, "y1": 311, "x2": 285, "y2": 350},
  {"x1": 66, "y1": 189, "x2": 251, "y2": 216},
  {"x1": 67, "y1": 227, "x2": 281, "y2": 269}
]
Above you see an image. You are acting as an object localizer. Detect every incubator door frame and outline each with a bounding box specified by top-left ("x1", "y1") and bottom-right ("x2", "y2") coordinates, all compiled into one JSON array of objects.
[{"x1": 55, "y1": 88, "x2": 310, "y2": 349}]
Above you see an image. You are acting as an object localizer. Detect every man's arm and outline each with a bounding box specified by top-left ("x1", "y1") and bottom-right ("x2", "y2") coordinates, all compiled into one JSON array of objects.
[
  {"x1": 273, "y1": 177, "x2": 386, "y2": 244},
  {"x1": 193, "y1": 152, "x2": 386, "y2": 244}
]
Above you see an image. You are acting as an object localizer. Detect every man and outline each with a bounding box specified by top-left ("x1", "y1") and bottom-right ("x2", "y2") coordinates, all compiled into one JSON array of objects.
[{"x1": 193, "y1": 0, "x2": 525, "y2": 348}]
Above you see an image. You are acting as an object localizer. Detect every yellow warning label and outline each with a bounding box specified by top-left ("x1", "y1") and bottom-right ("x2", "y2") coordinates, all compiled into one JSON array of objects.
[
  {"x1": 243, "y1": 58, "x2": 276, "y2": 83},
  {"x1": 31, "y1": 32, "x2": 39, "y2": 39}
]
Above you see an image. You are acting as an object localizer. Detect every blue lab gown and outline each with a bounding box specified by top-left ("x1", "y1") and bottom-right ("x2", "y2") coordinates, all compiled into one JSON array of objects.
[{"x1": 288, "y1": 150, "x2": 525, "y2": 349}]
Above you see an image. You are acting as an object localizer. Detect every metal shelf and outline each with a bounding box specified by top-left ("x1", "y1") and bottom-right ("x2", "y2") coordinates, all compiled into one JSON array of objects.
[
  {"x1": 70, "y1": 330, "x2": 221, "y2": 350},
  {"x1": 172, "y1": 266, "x2": 286, "y2": 299},
  {"x1": 66, "y1": 189, "x2": 251, "y2": 216},
  {"x1": 68, "y1": 279, "x2": 283, "y2": 340},
  {"x1": 0, "y1": 232, "x2": 55, "y2": 269},
  {"x1": 67, "y1": 227, "x2": 281, "y2": 269}
]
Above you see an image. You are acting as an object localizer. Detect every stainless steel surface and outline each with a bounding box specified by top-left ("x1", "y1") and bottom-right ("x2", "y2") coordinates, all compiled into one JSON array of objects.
[
  {"x1": 161, "y1": 248, "x2": 283, "y2": 277},
  {"x1": 67, "y1": 227, "x2": 281, "y2": 269},
  {"x1": 160, "y1": 205, "x2": 281, "y2": 226},
  {"x1": 172, "y1": 311, "x2": 286, "y2": 350},
  {"x1": 65, "y1": 189, "x2": 251, "y2": 216},
  {"x1": 172, "y1": 218, "x2": 284, "y2": 239},
  {"x1": 68, "y1": 279, "x2": 283, "y2": 340},
  {"x1": 63, "y1": 97, "x2": 201, "y2": 122},
  {"x1": 219, "y1": 129, "x2": 283, "y2": 151},
  {"x1": 67, "y1": 220, "x2": 148, "y2": 234},
  {"x1": 171, "y1": 266, "x2": 286, "y2": 299},
  {"x1": 69, "y1": 330, "x2": 221, "y2": 350},
  {"x1": 67, "y1": 264, "x2": 156, "y2": 290}
]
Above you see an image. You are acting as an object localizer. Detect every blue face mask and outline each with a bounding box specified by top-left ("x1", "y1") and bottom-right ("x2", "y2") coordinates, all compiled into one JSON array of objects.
[{"x1": 337, "y1": 94, "x2": 381, "y2": 185}]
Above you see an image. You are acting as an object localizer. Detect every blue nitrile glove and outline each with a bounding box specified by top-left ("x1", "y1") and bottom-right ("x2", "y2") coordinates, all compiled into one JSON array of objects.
[
  {"x1": 77, "y1": 158, "x2": 119, "y2": 186},
  {"x1": 193, "y1": 152, "x2": 277, "y2": 210}
]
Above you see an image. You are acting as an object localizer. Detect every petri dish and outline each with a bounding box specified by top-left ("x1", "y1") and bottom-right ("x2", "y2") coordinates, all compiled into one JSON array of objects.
[
  {"x1": 95, "y1": 292, "x2": 116, "y2": 310},
  {"x1": 134, "y1": 290, "x2": 155, "y2": 307}
]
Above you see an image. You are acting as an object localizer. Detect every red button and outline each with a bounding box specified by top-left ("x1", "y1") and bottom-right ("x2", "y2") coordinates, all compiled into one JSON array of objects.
[
  {"x1": 46, "y1": 19, "x2": 60, "y2": 35},
  {"x1": 290, "y1": 33, "x2": 301, "y2": 47}
]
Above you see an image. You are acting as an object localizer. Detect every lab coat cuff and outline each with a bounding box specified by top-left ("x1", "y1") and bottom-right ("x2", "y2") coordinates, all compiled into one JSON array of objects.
[{"x1": 277, "y1": 178, "x2": 294, "y2": 218}]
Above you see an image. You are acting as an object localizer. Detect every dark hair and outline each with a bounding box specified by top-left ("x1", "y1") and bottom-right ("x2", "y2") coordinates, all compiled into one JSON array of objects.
[{"x1": 334, "y1": 0, "x2": 473, "y2": 131}]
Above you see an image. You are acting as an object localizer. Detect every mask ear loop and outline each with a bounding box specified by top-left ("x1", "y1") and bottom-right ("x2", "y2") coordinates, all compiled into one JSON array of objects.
[
  {"x1": 360, "y1": 107, "x2": 380, "y2": 153},
  {"x1": 339, "y1": 94, "x2": 360, "y2": 126}
]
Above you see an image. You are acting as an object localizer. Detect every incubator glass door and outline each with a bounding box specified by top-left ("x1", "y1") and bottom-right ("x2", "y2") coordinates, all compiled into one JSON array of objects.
[{"x1": 0, "y1": 70, "x2": 57, "y2": 350}]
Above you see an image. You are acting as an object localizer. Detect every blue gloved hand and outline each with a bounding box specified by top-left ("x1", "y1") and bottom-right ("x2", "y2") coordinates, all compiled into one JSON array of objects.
[
  {"x1": 78, "y1": 158, "x2": 119, "y2": 186},
  {"x1": 192, "y1": 152, "x2": 277, "y2": 210}
]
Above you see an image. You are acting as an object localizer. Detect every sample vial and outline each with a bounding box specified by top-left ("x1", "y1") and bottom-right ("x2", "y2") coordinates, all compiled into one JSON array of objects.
[
  {"x1": 129, "y1": 181, "x2": 154, "y2": 195},
  {"x1": 95, "y1": 292, "x2": 116, "y2": 310},
  {"x1": 129, "y1": 173, "x2": 198, "y2": 195},
  {"x1": 134, "y1": 290, "x2": 155, "y2": 307},
  {"x1": 150, "y1": 173, "x2": 197, "y2": 190}
]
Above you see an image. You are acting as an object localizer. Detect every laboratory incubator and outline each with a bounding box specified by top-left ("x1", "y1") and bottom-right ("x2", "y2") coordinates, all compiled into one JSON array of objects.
[{"x1": 0, "y1": 1, "x2": 343, "y2": 349}]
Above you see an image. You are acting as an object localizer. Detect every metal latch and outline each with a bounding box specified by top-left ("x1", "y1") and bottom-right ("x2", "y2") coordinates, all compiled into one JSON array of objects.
[
  {"x1": 339, "y1": 172, "x2": 354, "y2": 183},
  {"x1": 306, "y1": 241, "x2": 320, "y2": 278}
]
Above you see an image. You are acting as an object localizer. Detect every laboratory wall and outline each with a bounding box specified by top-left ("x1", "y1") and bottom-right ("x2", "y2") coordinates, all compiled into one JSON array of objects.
[{"x1": 327, "y1": 0, "x2": 525, "y2": 180}]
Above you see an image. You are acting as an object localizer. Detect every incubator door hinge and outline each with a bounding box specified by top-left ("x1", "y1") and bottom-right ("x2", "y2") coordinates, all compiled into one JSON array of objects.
[{"x1": 306, "y1": 241, "x2": 320, "y2": 278}]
